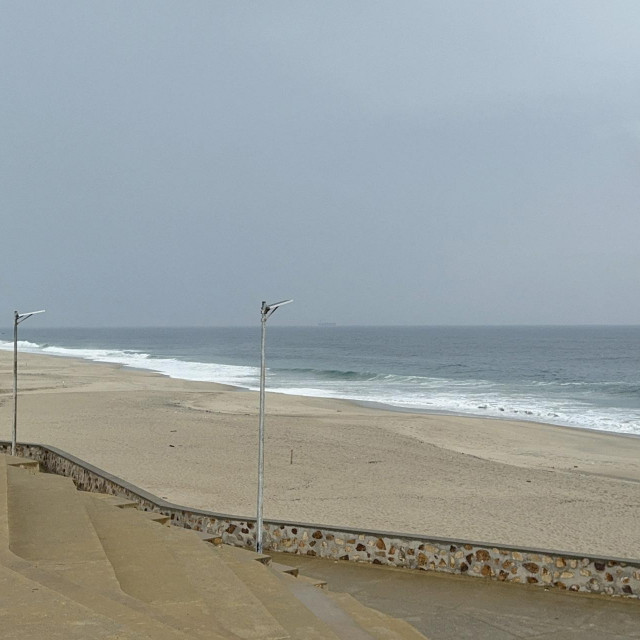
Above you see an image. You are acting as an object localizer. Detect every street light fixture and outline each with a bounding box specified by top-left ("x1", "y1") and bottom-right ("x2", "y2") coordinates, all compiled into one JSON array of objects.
[
  {"x1": 12, "y1": 309, "x2": 45, "y2": 456},
  {"x1": 256, "y1": 299, "x2": 292, "y2": 553}
]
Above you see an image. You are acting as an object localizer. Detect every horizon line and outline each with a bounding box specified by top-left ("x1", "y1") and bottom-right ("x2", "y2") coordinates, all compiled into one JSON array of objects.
[{"x1": 5, "y1": 323, "x2": 640, "y2": 331}]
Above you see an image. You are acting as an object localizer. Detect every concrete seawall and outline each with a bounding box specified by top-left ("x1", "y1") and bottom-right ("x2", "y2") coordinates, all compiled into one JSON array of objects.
[{"x1": 3, "y1": 441, "x2": 638, "y2": 599}]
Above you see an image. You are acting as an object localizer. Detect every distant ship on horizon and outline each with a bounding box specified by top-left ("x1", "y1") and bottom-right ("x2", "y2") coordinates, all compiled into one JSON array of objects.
[{"x1": 317, "y1": 322, "x2": 337, "y2": 327}]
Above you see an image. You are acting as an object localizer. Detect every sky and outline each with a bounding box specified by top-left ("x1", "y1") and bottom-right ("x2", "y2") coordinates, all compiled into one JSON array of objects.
[{"x1": 2, "y1": 1, "x2": 639, "y2": 327}]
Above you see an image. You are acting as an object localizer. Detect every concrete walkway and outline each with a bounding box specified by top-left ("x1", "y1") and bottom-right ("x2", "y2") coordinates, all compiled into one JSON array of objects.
[{"x1": 270, "y1": 552, "x2": 640, "y2": 639}]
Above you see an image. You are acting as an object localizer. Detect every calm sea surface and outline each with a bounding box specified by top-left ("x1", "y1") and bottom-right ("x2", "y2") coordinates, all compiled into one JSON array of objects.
[{"x1": 2, "y1": 326, "x2": 639, "y2": 435}]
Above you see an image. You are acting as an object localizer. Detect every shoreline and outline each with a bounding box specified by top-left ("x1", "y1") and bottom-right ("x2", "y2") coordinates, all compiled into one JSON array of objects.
[
  {"x1": 2, "y1": 348, "x2": 640, "y2": 558},
  {"x1": 5, "y1": 346, "x2": 640, "y2": 476},
  {"x1": 2, "y1": 342, "x2": 636, "y2": 441},
  {"x1": 352, "y1": 398, "x2": 640, "y2": 440}
]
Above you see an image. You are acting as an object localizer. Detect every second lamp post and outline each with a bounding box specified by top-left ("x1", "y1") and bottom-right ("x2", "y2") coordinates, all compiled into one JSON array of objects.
[{"x1": 256, "y1": 299, "x2": 292, "y2": 553}]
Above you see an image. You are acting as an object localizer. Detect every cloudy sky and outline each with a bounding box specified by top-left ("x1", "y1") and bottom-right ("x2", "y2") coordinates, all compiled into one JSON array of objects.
[{"x1": 2, "y1": 1, "x2": 639, "y2": 326}]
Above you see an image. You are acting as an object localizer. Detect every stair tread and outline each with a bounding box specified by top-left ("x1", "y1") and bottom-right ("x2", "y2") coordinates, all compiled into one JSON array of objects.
[
  {"x1": 0, "y1": 460, "x2": 194, "y2": 639},
  {"x1": 82, "y1": 493, "x2": 170, "y2": 525},
  {"x1": 139, "y1": 510, "x2": 171, "y2": 524},
  {"x1": 6, "y1": 465, "x2": 121, "y2": 590},
  {"x1": 3, "y1": 455, "x2": 39, "y2": 473},
  {"x1": 164, "y1": 525, "x2": 305, "y2": 639},
  {"x1": 85, "y1": 492, "x2": 139, "y2": 508},
  {"x1": 0, "y1": 562, "x2": 150, "y2": 640},
  {"x1": 1, "y1": 550, "x2": 198, "y2": 640},
  {"x1": 216, "y1": 542, "x2": 272, "y2": 565},
  {"x1": 271, "y1": 561, "x2": 299, "y2": 577},
  {"x1": 206, "y1": 541, "x2": 349, "y2": 640},
  {"x1": 86, "y1": 497, "x2": 281, "y2": 639},
  {"x1": 294, "y1": 572, "x2": 328, "y2": 589},
  {"x1": 272, "y1": 570, "x2": 376, "y2": 640},
  {"x1": 82, "y1": 496, "x2": 203, "y2": 603},
  {"x1": 327, "y1": 592, "x2": 427, "y2": 639}
]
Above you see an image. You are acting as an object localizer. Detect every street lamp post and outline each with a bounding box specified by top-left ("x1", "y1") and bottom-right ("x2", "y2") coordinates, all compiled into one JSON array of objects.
[
  {"x1": 12, "y1": 309, "x2": 45, "y2": 456},
  {"x1": 256, "y1": 299, "x2": 292, "y2": 553}
]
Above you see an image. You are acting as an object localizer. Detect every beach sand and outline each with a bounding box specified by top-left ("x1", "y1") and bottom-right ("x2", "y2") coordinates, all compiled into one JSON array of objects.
[{"x1": 1, "y1": 349, "x2": 639, "y2": 558}]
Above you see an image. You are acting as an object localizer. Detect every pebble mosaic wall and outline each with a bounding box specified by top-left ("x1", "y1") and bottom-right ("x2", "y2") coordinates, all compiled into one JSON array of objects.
[{"x1": 3, "y1": 441, "x2": 639, "y2": 599}]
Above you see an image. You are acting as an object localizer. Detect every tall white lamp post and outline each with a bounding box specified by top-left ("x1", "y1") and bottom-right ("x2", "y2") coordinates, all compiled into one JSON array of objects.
[
  {"x1": 256, "y1": 299, "x2": 292, "y2": 552},
  {"x1": 12, "y1": 309, "x2": 45, "y2": 456}
]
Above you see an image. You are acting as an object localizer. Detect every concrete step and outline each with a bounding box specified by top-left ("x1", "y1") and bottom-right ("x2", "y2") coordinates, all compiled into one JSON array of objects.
[
  {"x1": 5, "y1": 464, "x2": 122, "y2": 592},
  {"x1": 0, "y1": 459, "x2": 193, "y2": 640},
  {"x1": 1, "y1": 551, "x2": 197, "y2": 640},
  {"x1": 3, "y1": 455, "x2": 39, "y2": 473},
  {"x1": 16, "y1": 467, "x2": 73, "y2": 485},
  {"x1": 327, "y1": 592, "x2": 427, "y2": 640},
  {"x1": 215, "y1": 542, "x2": 272, "y2": 565},
  {"x1": 86, "y1": 492, "x2": 139, "y2": 509},
  {"x1": 294, "y1": 572, "x2": 328, "y2": 590},
  {"x1": 137, "y1": 509, "x2": 171, "y2": 526},
  {"x1": 271, "y1": 569, "x2": 376, "y2": 640},
  {"x1": 0, "y1": 562, "x2": 149, "y2": 640},
  {"x1": 270, "y1": 561, "x2": 299, "y2": 577},
  {"x1": 162, "y1": 524, "x2": 290, "y2": 640},
  {"x1": 82, "y1": 494, "x2": 245, "y2": 639},
  {"x1": 82, "y1": 494, "x2": 202, "y2": 603},
  {"x1": 212, "y1": 542, "x2": 348, "y2": 640}
]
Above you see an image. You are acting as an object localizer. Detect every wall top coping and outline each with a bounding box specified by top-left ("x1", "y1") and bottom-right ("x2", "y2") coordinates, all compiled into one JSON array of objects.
[{"x1": 4, "y1": 440, "x2": 640, "y2": 567}]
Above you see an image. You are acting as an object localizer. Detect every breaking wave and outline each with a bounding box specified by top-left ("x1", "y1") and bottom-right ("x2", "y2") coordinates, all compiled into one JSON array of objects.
[{"x1": 1, "y1": 337, "x2": 638, "y2": 436}]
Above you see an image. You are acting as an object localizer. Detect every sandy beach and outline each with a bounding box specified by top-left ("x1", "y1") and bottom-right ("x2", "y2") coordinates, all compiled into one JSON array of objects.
[{"x1": 1, "y1": 349, "x2": 639, "y2": 559}]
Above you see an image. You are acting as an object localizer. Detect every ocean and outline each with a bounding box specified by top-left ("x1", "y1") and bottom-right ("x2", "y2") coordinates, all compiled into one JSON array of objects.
[{"x1": 1, "y1": 325, "x2": 639, "y2": 436}]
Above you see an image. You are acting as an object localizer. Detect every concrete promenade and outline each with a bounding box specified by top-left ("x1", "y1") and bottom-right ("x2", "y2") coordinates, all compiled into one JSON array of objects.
[{"x1": 272, "y1": 552, "x2": 640, "y2": 639}]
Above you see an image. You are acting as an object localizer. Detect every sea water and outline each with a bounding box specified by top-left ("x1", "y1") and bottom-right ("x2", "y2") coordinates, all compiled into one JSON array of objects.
[{"x1": 1, "y1": 325, "x2": 639, "y2": 436}]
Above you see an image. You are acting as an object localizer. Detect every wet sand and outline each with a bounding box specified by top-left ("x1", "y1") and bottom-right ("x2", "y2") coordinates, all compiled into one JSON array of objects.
[{"x1": 1, "y1": 349, "x2": 639, "y2": 558}]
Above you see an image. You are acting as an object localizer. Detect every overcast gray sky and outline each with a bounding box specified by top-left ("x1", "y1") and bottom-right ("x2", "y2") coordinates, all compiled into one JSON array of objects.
[{"x1": 2, "y1": 1, "x2": 639, "y2": 327}]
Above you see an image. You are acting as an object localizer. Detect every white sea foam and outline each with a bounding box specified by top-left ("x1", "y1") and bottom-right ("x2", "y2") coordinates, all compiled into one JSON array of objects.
[
  {"x1": 9, "y1": 340, "x2": 41, "y2": 350},
  {"x1": 0, "y1": 340, "x2": 258, "y2": 388},
  {"x1": 269, "y1": 380, "x2": 640, "y2": 435},
  {"x1": 1, "y1": 339, "x2": 638, "y2": 436}
]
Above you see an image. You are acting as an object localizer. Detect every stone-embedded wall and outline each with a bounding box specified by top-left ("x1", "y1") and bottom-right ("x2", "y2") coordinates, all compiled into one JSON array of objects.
[
  {"x1": 263, "y1": 525, "x2": 640, "y2": 597},
  {"x1": 3, "y1": 441, "x2": 639, "y2": 599}
]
